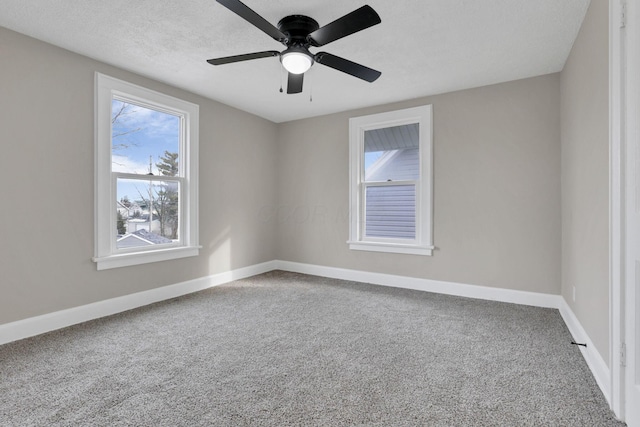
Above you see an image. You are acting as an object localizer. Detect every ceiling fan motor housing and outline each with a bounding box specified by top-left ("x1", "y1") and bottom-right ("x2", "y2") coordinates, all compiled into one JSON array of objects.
[{"x1": 277, "y1": 15, "x2": 320, "y2": 46}]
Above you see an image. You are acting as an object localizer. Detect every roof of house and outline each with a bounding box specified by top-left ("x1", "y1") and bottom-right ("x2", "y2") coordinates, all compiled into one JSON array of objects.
[
  {"x1": 116, "y1": 229, "x2": 173, "y2": 249},
  {"x1": 131, "y1": 229, "x2": 172, "y2": 245}
]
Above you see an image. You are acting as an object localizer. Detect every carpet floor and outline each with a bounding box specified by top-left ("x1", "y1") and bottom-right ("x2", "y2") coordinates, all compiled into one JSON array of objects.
[{"x1": 0, "y1": 271, "x2": 624, "y2": 426}]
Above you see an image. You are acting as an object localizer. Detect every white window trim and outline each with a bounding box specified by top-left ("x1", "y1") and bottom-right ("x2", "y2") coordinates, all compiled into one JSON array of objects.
[
  {"x1": 348, "y1": 105, "x2": 434, "y2": 256},
  {"x1": 93, "y1": 73, "x2": 199, "y2": 270}
]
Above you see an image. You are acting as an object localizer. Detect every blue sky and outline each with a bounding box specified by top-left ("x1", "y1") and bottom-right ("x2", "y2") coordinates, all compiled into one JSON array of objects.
[
  {"x1": 365, "y1": 151, "x2": 383, "y2": 173},
  {"x1": 111, "y1": 99, "x2": 180, "y2": 175}
]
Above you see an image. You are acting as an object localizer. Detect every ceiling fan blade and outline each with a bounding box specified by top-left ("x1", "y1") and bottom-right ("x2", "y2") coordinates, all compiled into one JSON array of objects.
[
  {"x1": 315, "y1": 52, "x2": 381, "y2": 82},
  {"x1": 207, "y1": 51, "x2": 280, "y2": 65},
  {"x1": 216, "y1": 0, "x2": 287, "y2": 43},
  {"x1": 287, "y1": 73, "x2": 304, "y2": 94},
  {"x1": 307, "y1": 5, "x2": 381, "y2": 47}
]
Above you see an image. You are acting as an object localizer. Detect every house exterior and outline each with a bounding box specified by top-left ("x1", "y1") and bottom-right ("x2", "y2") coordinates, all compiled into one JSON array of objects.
[
  {"x1": 116, "y1": 200, "x2": 143, "y2": 219},
  {"x1": 116, "y1": 199, "x2": 172, "y2": 237},
  {"x1": 125, "y1": 215, "x2": 163, "y2": 235}
]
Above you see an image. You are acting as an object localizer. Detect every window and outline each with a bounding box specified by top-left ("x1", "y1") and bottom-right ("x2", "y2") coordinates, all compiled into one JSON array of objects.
[
  {"x1": 348, "y1": 105, "x2": 433, "y2": 255},
  {"x1": 94, "y1": 73, "x2": 199, "y2": 270}
]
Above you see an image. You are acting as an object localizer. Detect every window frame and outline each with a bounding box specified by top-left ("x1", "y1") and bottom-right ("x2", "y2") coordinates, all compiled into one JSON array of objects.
[
  {"x1": 348, "y1": 105, "x2": 434, "y2": 256},
  {"x1": 93, "y1": 73, "x2": 199, "y2": 270}
]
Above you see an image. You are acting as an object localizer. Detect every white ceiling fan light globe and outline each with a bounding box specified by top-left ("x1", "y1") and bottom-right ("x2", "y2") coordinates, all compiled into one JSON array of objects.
[{"x1": 281, "y1": 51, "x2": 313, "y2": 74}]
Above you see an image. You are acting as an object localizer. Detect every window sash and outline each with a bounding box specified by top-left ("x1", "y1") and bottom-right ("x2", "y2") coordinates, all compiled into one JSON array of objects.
[
  {"x1": 110, "y1": 92, "x2": 187, "y2": 177},
  {"x1": 113, "y1": 173, "x2": 184, "y2": 254},
  {"x1": 111, "y1": 96, "x2": 186, "y2": 178}
]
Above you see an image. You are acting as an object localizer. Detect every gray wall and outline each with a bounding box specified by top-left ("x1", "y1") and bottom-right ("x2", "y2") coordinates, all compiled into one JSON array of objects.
[
  {"x1": 1, "y1": 3, "x2": 608, "y2": 358},
  {"x1": 560, "y1": 0, "x2": 610, "y2": 364},
  {"x1": 276, "y1": 74, "x2": 562, "y2": 295},
  {"x1": 0, "y1": 27, "x2": 279, "y2": 325}
]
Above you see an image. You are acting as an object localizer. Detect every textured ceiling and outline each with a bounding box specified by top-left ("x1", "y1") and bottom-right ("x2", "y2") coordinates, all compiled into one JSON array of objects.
[{"x1": 0, "y1": 0, "x2": 590, "y2": 123}]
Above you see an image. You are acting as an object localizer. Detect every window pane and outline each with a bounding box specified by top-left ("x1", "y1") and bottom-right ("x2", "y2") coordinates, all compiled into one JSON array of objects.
[
  {"x1": 111, "y1": 99, "x2": 181, "y2": 175},
  {"x1": 364, "y1": 123, "x2": 419, "y2": 182},
  {"x1": 365, "y1": 184, "x2": 416, "y2": 239},
  {"x1": 116, "y1": 178, "x2": 180, "y2": 249}
]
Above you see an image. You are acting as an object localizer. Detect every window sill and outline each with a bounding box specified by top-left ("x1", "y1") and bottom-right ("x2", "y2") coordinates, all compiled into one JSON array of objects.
[
  {"x1": 93, "y1": 246, "x2": 200, "y2": 270},
  {"x1": 347, "y1": 241, "x2": 434, "y2": 256}
]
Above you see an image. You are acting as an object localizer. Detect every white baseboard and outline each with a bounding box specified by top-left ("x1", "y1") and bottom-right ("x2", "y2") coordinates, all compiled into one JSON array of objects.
[
  {"x1": 1, "y1": 259, "x2": 560, "y2": 346},
  {"x1": 274, "y1": 260, "x2": 562, "y2": 309},
  {"x1": 0, "y1": 260, "x2": 277, "y2": 346},
  {"x1": 1, "y1": 258, "x2": 610, "y2": 410},
  {"x1": 275, "y1": 260, "x2": 614, "y2": 403},
  {"x1": 558, "y1": 299, "x2": 611, "y2": 405}
]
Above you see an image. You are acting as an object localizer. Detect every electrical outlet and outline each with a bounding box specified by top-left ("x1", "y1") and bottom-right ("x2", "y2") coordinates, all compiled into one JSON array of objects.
[{"x1": 573, "y1": 286, "x2": 576, "y2": 302}]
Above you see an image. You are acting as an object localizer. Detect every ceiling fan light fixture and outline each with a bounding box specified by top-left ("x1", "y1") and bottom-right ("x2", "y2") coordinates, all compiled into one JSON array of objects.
[{"x1": 281, "y1": 47, "x2": 313, "y2": 74}]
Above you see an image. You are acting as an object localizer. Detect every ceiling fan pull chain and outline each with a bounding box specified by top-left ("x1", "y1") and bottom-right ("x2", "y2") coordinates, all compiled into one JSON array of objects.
[
  {"x1": 309, "y1": 69, "x2": 313, "y2": 102},
  {"x1": 279, "y1": 63, "x2": 284, "y2": 93}
]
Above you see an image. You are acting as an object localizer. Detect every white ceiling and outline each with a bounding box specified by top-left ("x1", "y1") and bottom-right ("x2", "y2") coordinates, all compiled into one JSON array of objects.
[{"x1": 0, "y1": 0, "x2": 590, "y2": 123}]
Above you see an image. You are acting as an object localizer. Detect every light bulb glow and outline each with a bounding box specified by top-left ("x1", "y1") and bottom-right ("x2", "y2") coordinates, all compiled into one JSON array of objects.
[{"x1": 281, "y1": 51, "x2": 313, "y2": 74}]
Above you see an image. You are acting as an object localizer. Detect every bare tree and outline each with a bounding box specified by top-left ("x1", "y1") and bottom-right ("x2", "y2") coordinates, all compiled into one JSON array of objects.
[
  {"x1": 111, "y1": 102, "x2": 142, "y2": 151},
  {"x1": 129, "y1": 152, "x2": 179, "y2": 240}
]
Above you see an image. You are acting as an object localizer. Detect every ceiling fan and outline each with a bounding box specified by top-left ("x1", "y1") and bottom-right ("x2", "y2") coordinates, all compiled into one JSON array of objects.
[{"x1": 207, "y1": 0, "x2": 382, "y2": 94}]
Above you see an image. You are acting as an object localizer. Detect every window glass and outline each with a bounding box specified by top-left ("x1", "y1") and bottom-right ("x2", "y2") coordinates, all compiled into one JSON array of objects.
[
  {"x1": 363, "y1": 123, "x2": 420, "y2": 240},
  {"x1": 111, "y1": 99, "x2": 182, "y2": 249}
]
